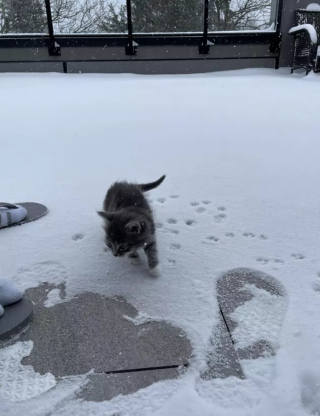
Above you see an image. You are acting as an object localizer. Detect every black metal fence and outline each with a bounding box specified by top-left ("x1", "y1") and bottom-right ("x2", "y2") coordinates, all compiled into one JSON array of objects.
[{"x1": 0, "y1": 0, "x2": 284, "y2": 72}]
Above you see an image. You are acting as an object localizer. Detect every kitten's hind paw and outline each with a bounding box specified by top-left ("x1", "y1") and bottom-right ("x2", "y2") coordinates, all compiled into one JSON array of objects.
[{"x1": 149, "y1": 264, "x2": 161, "y2": 277}]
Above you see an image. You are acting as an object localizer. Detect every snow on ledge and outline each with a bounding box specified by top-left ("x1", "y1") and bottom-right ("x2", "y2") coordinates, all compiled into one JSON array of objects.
[
  {"x1": 307, "y1": 3, "x2": 320, "y2": 11},
  {"x1": 289, "y1": 24, "x2": 318, "y2": 44}
]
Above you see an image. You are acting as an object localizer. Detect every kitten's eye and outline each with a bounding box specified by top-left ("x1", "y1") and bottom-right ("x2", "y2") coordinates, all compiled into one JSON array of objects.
[
  {"x1": 106, "y1": 242, "x2": 112, "y2": 249},
  {"x1": 119, "y1": 244, "x2": 128, "y2": 252}
]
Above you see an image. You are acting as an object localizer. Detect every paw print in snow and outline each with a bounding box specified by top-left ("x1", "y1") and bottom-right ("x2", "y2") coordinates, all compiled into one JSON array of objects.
[
  {"x1": 185, "y1": 219, "x2": 196, "y2": 226},
  {"x1": 243, "y1": 232, "x2": 255, "y2": 238},
  {"x1": 214, "y1": 213, "x2": 226, "y2": 222},
  {"x1": 196, "y1": 207, "x2": 206, "y2": 213},
  {"x1": 291, "y1": 253, "x2": 305, "y2": 260},
  {"x1": 72, "y1": 233, "x2": 84, "y2": 241},
  {"x1": 170, "y1": 243, "x2": 181, "y2": 251},
  {"x1": 207, "y1": 236, "x2": 219, "y2": 242}
]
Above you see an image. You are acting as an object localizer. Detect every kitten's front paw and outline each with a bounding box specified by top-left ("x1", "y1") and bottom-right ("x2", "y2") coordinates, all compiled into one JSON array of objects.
[
  {"x1": 130, "y1": 257, "x2": 141, "y2": 265},
  {"x1": 149, "y1": 264, "x2": 161, "y2": 277}
]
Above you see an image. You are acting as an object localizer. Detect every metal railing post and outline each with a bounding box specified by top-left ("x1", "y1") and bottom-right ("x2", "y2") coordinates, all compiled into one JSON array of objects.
[
  {"x1": 269, "y1": 0, "x2": 283, "y2": 68},
  {"x1": 44, "y1": 0, "x2": 61, "y2": 56},
  {"x1": 276, "y1": 0, "x2": 284, "y2": 34},
  {"x1": 199, "y1": 0, "x2": 210, "y2": 54},
  {"x1": 125, "y1": 0, "x2": 137, "y2": 55}
]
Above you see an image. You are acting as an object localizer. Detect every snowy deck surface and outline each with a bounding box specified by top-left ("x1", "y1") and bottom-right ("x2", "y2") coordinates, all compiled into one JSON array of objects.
[{"x1": 1, "y1": 69, "x2": 320, "y2": 416}]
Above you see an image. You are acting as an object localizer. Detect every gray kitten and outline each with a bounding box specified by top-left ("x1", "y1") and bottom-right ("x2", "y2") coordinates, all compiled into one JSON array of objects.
[{"x1": 98, "y1": 175, "x2": 166, "y2": 276}]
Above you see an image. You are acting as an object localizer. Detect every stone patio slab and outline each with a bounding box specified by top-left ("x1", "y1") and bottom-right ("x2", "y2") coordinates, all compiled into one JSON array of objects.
[
  {"x1": 77, "y1": 367, "x2": 184, "y2": 401},
  {"x1": 2, "y1": 269, "x2": 281, "y2": 400},
  {"x1": 17, "y1": 286, "x2": 191, "y2": 377},
  {"x1": 217, "y1": 267, "x2": 287, "y2": 360},
  {"x1": 201, "y1": 312, "x2": 244, "y2": 380}
]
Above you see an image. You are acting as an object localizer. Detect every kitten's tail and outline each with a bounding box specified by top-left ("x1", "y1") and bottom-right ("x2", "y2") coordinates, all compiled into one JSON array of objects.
[{"x1": 138, "y1": 175, "x2": 166, "y2": 192}]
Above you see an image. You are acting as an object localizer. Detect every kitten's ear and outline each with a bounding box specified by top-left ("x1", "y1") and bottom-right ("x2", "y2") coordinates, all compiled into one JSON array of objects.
[
  {"x1": 125, "y1": 221, "x2": 143, "y2": 234},
  {"x1": 97, "y1": 211, "x2": 115, "y2": 222}
]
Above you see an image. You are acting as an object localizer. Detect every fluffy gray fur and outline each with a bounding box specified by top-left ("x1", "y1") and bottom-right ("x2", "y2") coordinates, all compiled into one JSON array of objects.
[{"x1": 98, "y1": 175, "x2": 166, "y2": 276}]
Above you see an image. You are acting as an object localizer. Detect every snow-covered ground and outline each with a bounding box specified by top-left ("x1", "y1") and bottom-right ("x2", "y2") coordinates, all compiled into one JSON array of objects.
[{"x1": 1, "y1": 68, "x2": 320, "y2": 416}]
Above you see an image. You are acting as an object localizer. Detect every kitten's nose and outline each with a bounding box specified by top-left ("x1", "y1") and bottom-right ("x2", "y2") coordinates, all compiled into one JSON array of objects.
[{"x1": 112, "y1": 248, "x2": 119, "y2": 256}]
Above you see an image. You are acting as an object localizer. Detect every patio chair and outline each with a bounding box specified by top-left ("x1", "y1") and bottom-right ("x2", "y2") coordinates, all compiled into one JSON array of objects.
[{"x1": 289, "y1": 6, "x2": 320, "y2": 75}]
